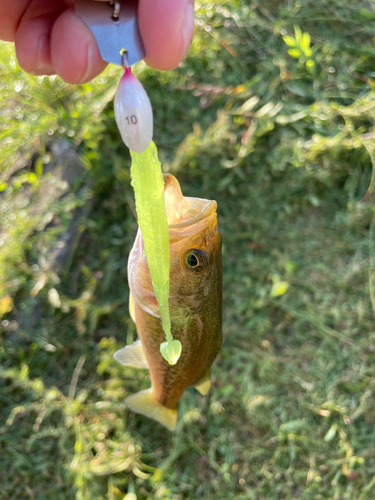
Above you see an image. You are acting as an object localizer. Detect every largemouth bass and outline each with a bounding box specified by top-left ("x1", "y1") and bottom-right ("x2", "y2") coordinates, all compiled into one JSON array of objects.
[{"x1": 114, "y1": 174, "x2": 222, "y2": 430}]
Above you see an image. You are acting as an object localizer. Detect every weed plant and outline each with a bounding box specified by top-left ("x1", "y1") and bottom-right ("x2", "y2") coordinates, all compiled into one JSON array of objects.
[{"x1": 1, "y1": 1, "x2": 375, "y2": 498}]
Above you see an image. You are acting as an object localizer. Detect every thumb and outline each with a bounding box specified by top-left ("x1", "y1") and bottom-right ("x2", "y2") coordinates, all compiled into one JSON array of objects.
[{"x1": 139, "y1": 0, "x2": 194, "y2": 71}]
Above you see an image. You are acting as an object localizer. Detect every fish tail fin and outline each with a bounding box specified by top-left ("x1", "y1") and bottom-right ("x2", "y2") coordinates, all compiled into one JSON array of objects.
[{"x1": 124, "y1": 389, "x2": 178, "y2": 431}]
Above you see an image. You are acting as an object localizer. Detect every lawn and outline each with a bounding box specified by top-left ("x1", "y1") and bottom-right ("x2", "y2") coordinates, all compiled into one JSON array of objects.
[{"x1": 1, "y1": 0, "x2": 375, "y2": 498}]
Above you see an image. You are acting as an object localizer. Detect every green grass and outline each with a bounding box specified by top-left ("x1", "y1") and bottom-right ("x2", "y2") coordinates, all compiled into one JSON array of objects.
[{"x1": 2, "y1": 0, "x2": 375, "y2": 498}]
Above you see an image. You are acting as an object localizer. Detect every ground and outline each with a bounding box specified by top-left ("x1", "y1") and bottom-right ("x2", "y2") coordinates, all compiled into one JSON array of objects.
[{"x1": 1, "y1": 1, "x2": 375, "y2": 499}]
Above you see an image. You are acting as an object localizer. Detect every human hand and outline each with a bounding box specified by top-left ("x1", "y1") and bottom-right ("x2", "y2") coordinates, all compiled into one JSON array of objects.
[{"x1": 0, "y1": 0, "x2": 194, "y2": 84}]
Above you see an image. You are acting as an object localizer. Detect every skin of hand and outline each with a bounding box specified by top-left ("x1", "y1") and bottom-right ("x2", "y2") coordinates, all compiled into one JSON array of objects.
[{"x1": 0, "y1": 0, "x2": 194, "y2": 84}]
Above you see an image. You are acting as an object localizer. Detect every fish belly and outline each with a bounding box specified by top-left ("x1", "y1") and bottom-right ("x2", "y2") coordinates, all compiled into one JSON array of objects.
[{"x1": 133, "y1": 301, "x2": 222, "y2": 410}]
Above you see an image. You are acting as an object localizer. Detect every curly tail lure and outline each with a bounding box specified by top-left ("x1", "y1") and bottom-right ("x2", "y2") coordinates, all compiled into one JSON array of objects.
[
  {"x1": 129, "y1": 142, "x2": 182, "y2": 365},
  {"x1": 76, "y1": 0, "x2": 182, "y2": 365},
  {"x1": 115, "y1": 63, "x2": 182, "y2": 365}
]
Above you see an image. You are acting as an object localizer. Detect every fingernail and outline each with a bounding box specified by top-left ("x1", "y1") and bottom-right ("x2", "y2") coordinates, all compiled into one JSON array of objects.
[
  {"x1": 79, "y1": 42, "x2": 94, "y2": 84},
  {"x1": 37, "y1": 35, "x2": 51, "y2": 73},
  {"x1": 182, "y1": 1, "x2": 195, "y2": 51}
]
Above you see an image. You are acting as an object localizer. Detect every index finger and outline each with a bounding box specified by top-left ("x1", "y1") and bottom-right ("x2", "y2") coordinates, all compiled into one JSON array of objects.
[{"x1": 0, "y1": 0, "x2": 30, "y2": 41}]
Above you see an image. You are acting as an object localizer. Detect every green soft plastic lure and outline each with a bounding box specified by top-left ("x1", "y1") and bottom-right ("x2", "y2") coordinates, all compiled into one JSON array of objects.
[{"x1": 130, "y1": 142, "x2": 182, "y2": 365}]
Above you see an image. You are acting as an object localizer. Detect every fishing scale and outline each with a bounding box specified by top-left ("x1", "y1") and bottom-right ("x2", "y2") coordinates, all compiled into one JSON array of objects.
[
  {"x1": 76, "y1": 0, "x2": 182, "y2": 364},
  {"x1": 76, "y1": 0, "x2": 152, "y2": 153}
]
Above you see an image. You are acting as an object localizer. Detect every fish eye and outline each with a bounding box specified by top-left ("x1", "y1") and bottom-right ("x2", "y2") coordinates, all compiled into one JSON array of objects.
[{"x1": 184, "y1": 249, "x2": 207, "y2": 272}]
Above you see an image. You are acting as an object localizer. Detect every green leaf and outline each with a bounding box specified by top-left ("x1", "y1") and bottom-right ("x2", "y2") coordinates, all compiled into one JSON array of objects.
[
  {"x1": 283, "y1": 82, "x2": 309, "y2": 97},
  {"x1": 26, "y1": 172, "x2": 38, "y2": 185},
  {"x1": 270, "y1": 281, "x2": 289, "y2": 297},
  {"x1": 324, "y1": 424, "x2": 338, "y2": 442},
  {"x1": 151, "y1": 468, "x2": 163, "y2": 483},
  {"x1": 34, "y1": 147, "x2": 46, "y2": 179},
  {"x1": 288, "y1": 48, "x2": 302, "y2": 59},
  {"x1": 276, "y1": 110, "x2": 308, "y2": 123},
  {"x1": 294, "y1": 25, "x2": 302, "y2": 43},
  {"x1": 359, "y1": 7, "x2": 375, "y2": 19},
  {"x1": 236, "y1": 95, "x2": 260, "y2": 114},
  {"x1": 0, "y1": 295, "x2": 13, "y2": 316},
  {"x1": 123, "y1": 494, "x2": 137, "y2": 500},
  {"x1": 284, "y1": 261, "x2": 296, "y2": 274},
  {"x1": 280, "y1": 419, "x2": 306, "y2": 433},
  {"x1": 283, "y1": 35, "x2": 296, "y2": 47},
  {"x1": 48, "y1": 288, "x2": 61, "y2": 308},
  {"x1": 309, "y1": 194, "x2": 321, "y2": 207},
  {"x1": 300, "y1": 32, "x2": 311, "y2": 52}
]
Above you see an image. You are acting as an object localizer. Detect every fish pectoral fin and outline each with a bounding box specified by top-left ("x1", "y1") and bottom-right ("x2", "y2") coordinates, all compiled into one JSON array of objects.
[
  {"x1": 194, "y1": 369, "x2": 211, "y2": 395},
  {"x1": 129, "y1": 291, "x2": 136, "y2": 324},
  {"x1": 125, "y1": 389, "x2": 178, "y2": 431},
  {"x1": 113, "y1": 340, "x2": 149, "y2": 369}
]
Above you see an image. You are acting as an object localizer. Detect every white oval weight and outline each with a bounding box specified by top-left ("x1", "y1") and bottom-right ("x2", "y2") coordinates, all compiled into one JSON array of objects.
[{"x1": 114, "y1": 69, "x2": 153, "y2": 153}]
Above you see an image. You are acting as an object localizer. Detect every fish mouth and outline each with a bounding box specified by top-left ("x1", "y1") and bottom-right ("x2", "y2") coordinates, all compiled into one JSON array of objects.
[
  {"x1": 128, "y1": 174, "x2": 219, "y2": 317},
  {"x1": 164, "y1": 174, "x2": 217, "y2": 230}
]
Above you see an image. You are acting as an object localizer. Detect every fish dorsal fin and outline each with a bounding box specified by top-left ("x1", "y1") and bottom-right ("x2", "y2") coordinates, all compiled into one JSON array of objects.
[
  {"x1": 124, "y1": 388, "x2": 178, "y2": 431},
  {"x1": 129, "y1": 291, "x2": 136, "y2": 323},
  {"x1": 194, "y1": 369, "x2": 211, "y2": 395},
  {"x1": 113, "y1": 340, "x2": 149, "y2": 369}
]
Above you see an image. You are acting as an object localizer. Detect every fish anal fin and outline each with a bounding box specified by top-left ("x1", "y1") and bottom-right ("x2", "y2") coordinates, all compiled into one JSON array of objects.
[
  {"x1": 129, "y1": 291, "x2": 136, "y2": 323},
  {"x1": 125, "y1": 389, "x2": 178, "y2": 431},
  {"x1": 194, "y1": 369, "x2": 211, "y2": 395},
  {"x1": 113, "y1": 340, "x2": 149, "y2": 369}
]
